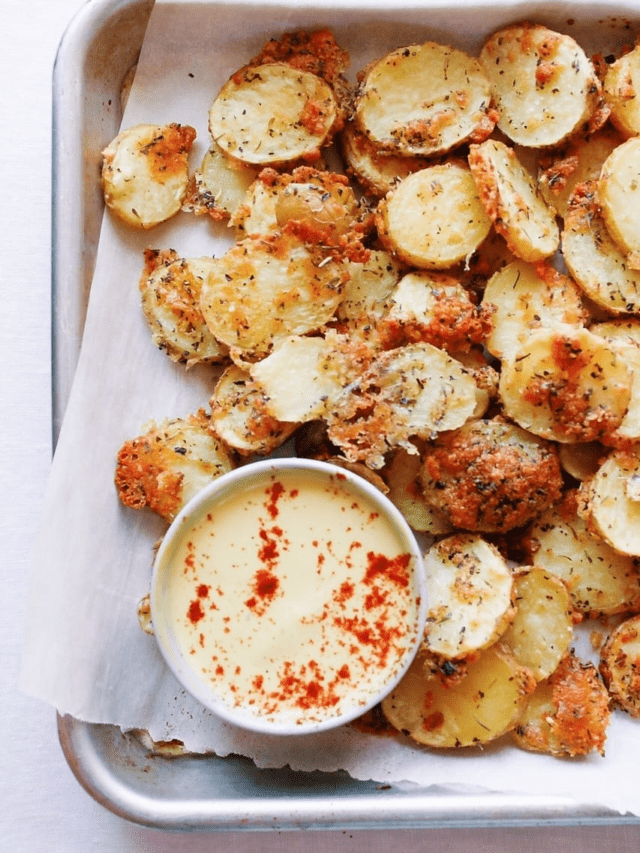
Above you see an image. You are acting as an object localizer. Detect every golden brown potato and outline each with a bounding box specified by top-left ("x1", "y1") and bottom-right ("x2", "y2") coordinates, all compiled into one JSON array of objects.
[
  {"x1": 512, "y1": 653, "x2": 610, "y2": 757},
  {"x1": 101, "y1": 123, "x2": 196, "y2": 229},
  {"x1": 382, "y1": 643, "x2": 534, "y2": 748},
  {"x1": 354, "y1": 41, "x2": 496, "y2": 158},
  {"x1": 376, "y1": 163, "x2": 492, "y2": 270},
  {"x1": 139, "y1": 249, "x2": 228, "y2": 367},
  {"x1": 420, "y1": 418, "x2": 563, "y2": 533},
  {"x1": 209, "y1": 364, "x2": 298, "y2": 456},
  {"x1": 422, "y1": 533, "x2": 515, "y2": 660},
  {"x1": 479, "y1": 23, "x2": 604, "y2": 148},
  {"x1": 501, "y1": 568, "x2": 575, "y2": 681},
  {"x1": 600, "y1": 614, "x2": 640, "y2": 716},
  {"x1": 114, "y1": 411, "x2": 235, "y2": 522}
]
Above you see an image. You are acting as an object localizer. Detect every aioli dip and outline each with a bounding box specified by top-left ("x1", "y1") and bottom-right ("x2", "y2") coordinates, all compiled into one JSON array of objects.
[{"x1": 151, "y1": 459, "x2": 426, "y2": 734}]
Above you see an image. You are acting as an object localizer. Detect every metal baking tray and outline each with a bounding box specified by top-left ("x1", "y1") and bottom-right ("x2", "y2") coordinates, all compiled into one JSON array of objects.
[{"x1": 52, "y1": 0, "x2": 640, "y2": 830}]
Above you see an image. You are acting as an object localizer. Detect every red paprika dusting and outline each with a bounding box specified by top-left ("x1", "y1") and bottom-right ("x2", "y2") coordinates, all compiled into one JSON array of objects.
[
  {"x1": 364, "y1": 551, "x2": 411, "y2": 589},
  {"x1": 187, "y1": 598, "x2": 205, "y2": 625},
  {"x1": 265, "y1": 481, "x2": 286, "y2": 518},
  {"x1": 245, "y1": 568, "x2": 280, "y2": 614}
]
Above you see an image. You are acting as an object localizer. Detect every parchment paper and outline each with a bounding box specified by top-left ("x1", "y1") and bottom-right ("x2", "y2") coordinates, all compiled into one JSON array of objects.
[{"x1": 21, "y1": 0, "x2": 640, "y2": 817}]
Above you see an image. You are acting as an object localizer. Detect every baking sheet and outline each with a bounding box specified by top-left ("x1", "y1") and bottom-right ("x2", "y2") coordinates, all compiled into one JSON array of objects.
[{"x1": 24, "y1": 0, "x2": 640, "y2": 823}]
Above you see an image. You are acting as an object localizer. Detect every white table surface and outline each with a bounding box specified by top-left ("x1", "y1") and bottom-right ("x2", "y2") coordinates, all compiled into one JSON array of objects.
[{"x1": 3, "y1": 0, "x2": 640, "y2": 849}]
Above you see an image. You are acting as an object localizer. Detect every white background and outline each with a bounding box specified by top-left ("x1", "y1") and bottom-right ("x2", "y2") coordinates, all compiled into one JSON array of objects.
[{"x1": 4, "y1": 0, "x2": 640, "y2": 849}]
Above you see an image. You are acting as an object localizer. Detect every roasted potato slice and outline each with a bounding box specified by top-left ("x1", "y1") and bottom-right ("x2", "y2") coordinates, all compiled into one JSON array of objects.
[
  {"x1": 591, "y1": 319, "x2": 640, "y2": 440},
  {"x1": 209, "y1": 364, "x2": 297, "y2": 456},
  {"x1": 335, "y1": 250, "x2": 402, "y2": 327},
  {"x1": 198, "y1": 231, "x2": 348, "y2": 361},
  {"x1": 604, "y1": 44, "x2": 640, "y2": 137},
  {"x1": 181, "y1": 142, "x2": 261, "y2": 221},
  {"x1": 501, "y1": 568, "x2": 575, "y2": 681},
  {"x1": 557, "y1": 441, "x2": 606, "y2": 481},
  {"x1": 598, "y1": 137, "x2": 640, "y2": 269},
  {"x1": 498, "y1": 326, "x2": 632, "y2": 444},
  {"x1": 233, "y1": 166, "x2": 364, "y2": 253},
  {"x1": 582, "y1": 446, "x2": 640, "y2": 558},
  {"x1": 512, "y1": 653, "x2": 610, "y2": 757},
  {"x1": 562, "y1": 180, "x2": 640, "y2": 315},
  {"x1": 249, "y1": 332, "x2": 372, "y2": 423},
  {"x1": 354, "y1": 41, "x2": 495, "y2": 158},
  {"x1": 381, "y1": 271, "x2": 493, "y2": 354},
  {"x1": 382, "y1": 643, "x2": 533, "y2": 748},
  {"x1": 114, "y1": 411, "x2": 235, "y2": 523},
  {"x1": 524, "y1": 490, "x2": 640, "y2": 617},
  {"x1": 422, "y1": 533, "x2": 515, "y2": 660},
  {"x1": 340, "y1": 121, "x2": 431, "y2": 197},
  {"x1": 479, "y1": 22, "x2": 603, "y2": 148},
  {"x1": 101, "y1": 123, "x2": 196, "y2": 229},
  {"x1": 326, "y1": 342, "x2": 483, "y2": 469},
  {"x1": 209, "y1": 63, "x2": 339, "y2": 167},
  {"x1": 139, "y1": 249, "x2": 229, "y2": 367},
  {"x1": 376, "y1": 163, "x2": 492, "y2": 270},
  {"x1": 469, "y1": 139, "x2": 559, "y2": 263},
  {"x1": 538, "y1": 126, "x2": 624, "y2": 219},
  {"x1": 420, "y1": 418, "x2": 563, "y2": 534},
  {"x1": 600, "y1": 614, "x2": 640, "y2": 716},
  {"x1": 381, "y1": 448, "x2": 452, "y2": 536},
  {"x1": 483, "y1": 259, "x2": 586, "y2": 361}
]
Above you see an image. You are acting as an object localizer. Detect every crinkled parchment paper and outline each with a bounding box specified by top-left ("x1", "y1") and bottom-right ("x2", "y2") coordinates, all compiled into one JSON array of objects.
[{"x1": 21, "y1": 0, "x2": 640, "y2": 817}]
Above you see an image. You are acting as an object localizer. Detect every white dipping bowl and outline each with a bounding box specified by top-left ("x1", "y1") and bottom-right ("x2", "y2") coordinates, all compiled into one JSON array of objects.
[{"x1": 151, "y1": 457, "x2": 427, "y2": 736}]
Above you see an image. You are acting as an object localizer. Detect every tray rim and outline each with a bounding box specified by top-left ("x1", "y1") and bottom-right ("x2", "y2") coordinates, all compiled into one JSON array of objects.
[{"x1": 51, "y1": 0, "x2": 640, "y2": 830}]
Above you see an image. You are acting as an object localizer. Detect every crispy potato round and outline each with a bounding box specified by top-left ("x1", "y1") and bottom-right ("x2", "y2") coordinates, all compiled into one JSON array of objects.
[
  {"x1": 600, "y1": 614, "x2": 640, "y2": 716},
  {"x1": 198, "y1": 232, "x2": 348, "y2": 361},
  {"x1": 182, "y1": 142, "x2": 261, "y2": 221},
  {"x1": 420, "y1": 418, "x2": 563, "y2": 533},
  {"x1": 512, "y1": 653, "x2": 610, "y2": 757},
  {"x1": 483, "y1": 259, "x2": 586, "y2": 361},
  {"x1": 422, "y1": 533, "x2": 515, "y2": 660},
  {"x1": 335, "y1": 250, "x2": 402, "y2": 326},
  {"x1": 139, "y1": 249, "x2": 229, "y2": 367},
  {"x1": 584, "y1": 447, "x2": 640, "y2": 557},
  {"x1": 524, "y1": 489, "x2": 640, "y2": 617},
  {"x1": 598, "y1": 137, "x2": 640, "y2": 269},
  {"x1": 209, "y1": 364, "x2": 297, "y2": 456},
  {"x1": 499, "y1": 326, "x2": 632, "y2": 444},
  {"x1": 591, "y1": 319, "x2": 640, "y2": 440},
  {"x1": 469, "y1": 139, "x2": 559, "y2": 263},
  {"x1": 340, "y1": 121, "x2": 431, "y2": 198},
  {"x1": 101, "y1": 123, "x2": 196, "y2": 229},
  {"x1": 249, "y1": 332, "x2": 371, "y2": 423},
  {"x1": 382, "y1": 271, "x2": 493, "y2": 354},
  {"x1": 354, "y1": 42, "x2": 495, "y2": 158},
  {"x1": 382, "y1": 643, "x2": 533, "y2": 748},
  {"x1": 381, "y1": 448, "x2": 452, "y2": 536},
  {"x1": 562, "y1": 180, "x2": 640, "y2": 314},
  {"x1": 376, "y1": 163, "x2": 492, "y2": 270},
  {"x1": 538, "y1": 126, "x2": 624, "y2": 219},
  {"x1": 479, "y1": 23, "x2": 603, "y2": 148},
  {"x1": 114, "y1": 411, "x2": 235, "y2": 523},
  {"x1": 233, "y1": 166, "x2": 364, "y2": 250},
  {"x1": 501, "y1": 568, "x2": 574, "y2": 681},
  {"x1": 604, "y1": 45, "x2": 640, "y2": 138},
  {"x1": 326, "y1": 342, "x2": 482, "y2": 469},
  {"x1": 209, "y1": 63, "x2": 339, "y2": 166}
]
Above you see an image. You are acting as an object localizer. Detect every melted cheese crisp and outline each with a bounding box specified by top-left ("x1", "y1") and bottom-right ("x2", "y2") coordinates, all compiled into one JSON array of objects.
[{"x1": 153, "y1": 462, "x2": 423, "y2": 733}]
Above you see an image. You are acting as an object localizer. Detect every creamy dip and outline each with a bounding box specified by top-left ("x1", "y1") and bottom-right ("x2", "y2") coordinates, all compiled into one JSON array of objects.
[{"x1": 153, "y1": 463, "x2": 423, "y2": 731}]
